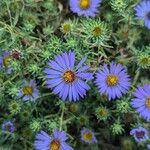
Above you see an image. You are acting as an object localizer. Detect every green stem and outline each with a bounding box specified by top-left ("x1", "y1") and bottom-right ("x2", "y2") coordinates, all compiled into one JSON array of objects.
[
  {"x1": 132, "y1": 69, "x2": 140, "y2": 87},
  {"x1": 59, "y1": 104, "x2": 65, "y2": 131},
  {"x1": 3, "y1": 72, "x2": 19, "y2": 86}
]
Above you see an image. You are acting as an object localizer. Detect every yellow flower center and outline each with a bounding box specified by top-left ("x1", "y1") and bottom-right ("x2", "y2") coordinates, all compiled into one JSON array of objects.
[
  {"x1": 63, "y1": 70, "x2": 76, "y2": 83},
  {"x1": 79, "y1": 0, "x2": 90, "y2": 9},
  {"x1": 22, "y1": 86, "x2": 33, "y2": 96},
  {"x1": 98, "y1": 109, "x2": 108, "y2": 117},
  {"x1": 147, "y1": 11, "x2": 150, "y2": 19},
  {"x1": 106, "y1": 75, "x2": 119, "y2": 86},
  {"x1": 50, "y1": 140, "x2": 60, "y2": 150},
  {"x1": 92, "y1": 27, "x2": 101, "y2": 36},
  {"x1": 3, "y1": 56, "x2": 11, "y2": 67},
  {"x1": 140, "y1": 57, "x2": 149, "y2": 65},
  {"x1": 146, "y1": 97, "x2": 150, "y2": 108},
  {"x1": 62, "y1": 23, "x2": 71, "y2": 33},
  {"x1": 83, "y1": 132, "x2": 93, "y2": 141}
]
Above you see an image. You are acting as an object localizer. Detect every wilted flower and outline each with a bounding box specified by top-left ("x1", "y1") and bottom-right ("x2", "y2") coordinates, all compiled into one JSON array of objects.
[
  {"x1": 44, "y1": 51, "x2": 93, "y2": 101},
  {"x1": 1, "y1": 120, "x2": 15, "y2": 133},
  {"x1": 69, "y1": 0, "x2": 102, "y2": 17},
  {"x1": 34, "y1": 129, "x2": 73, "y2": 150},
  {"x1": 131, "y1": 84, "x2": 150, "y2": 122},
  {"x1": 135, "y1": 0, "x2": 150, "y2": 29},
  {"x1": 81, "y1": 128, "x2": 97, "y2": 144},
  {"x1": 96, "y1": 63, "x2": 131, "y2": 100},
  {"x1": 17, "y1": 80, "x2": 39, "y2": 101},
  {"x1": 130, "y1": 127, "x2": 149, "y2": 142}
]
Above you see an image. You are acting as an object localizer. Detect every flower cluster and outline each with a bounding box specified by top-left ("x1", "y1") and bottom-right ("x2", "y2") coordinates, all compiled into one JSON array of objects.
[{"x1": 0, "y1": 0, "x2": 150, "y2": 149}]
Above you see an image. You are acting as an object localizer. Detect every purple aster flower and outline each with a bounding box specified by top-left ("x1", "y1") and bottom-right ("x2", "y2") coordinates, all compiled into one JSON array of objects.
[
  {"x1": 44, "y1": 51, "x2": 93, "y2": 102},
  {"x1": 131, "y1": 84, "x2": 150, "y2": 122},
  {"x1": 69, "y1": 0, "x2": 102, "y2": 17},
  {"x1": 95, "y1": 63, "x2": 131, "y2": 100},
  {"x1": 130, "y1": 127, "x2": 149, "y2": 142},
  {"x1": 34, "y1": 129, "x2": 73, "y2": 150},
  {"x1": 1, "y1": 120, "x2": 15, "y2": 133},
  {"x1": 81, "y1": 128, "x2": 97, "y2": 144},
  {"x1": 135, "y1": 0, "x2": 150, "y2": 29},
  {"x1": 17, "y1": 80, "x2": 39, "y2": 101},
  {"x1": 0, "y1": 51, "x2": 13, "y2": 74}
]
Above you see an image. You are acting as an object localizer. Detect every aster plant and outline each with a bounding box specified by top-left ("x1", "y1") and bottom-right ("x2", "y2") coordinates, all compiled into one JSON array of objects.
[{"x1": 0, "y1": 0, "x2": 150, "y2": 149}]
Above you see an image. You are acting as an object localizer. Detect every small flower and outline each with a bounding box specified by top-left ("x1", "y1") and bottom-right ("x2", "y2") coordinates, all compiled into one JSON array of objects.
[
  {"x1": 8, "y1": 100, "x2": 22, "y2": 115},
  {"x1": 95, "y1": 106, "x2": 110, "y2": 121},
  {"x1": 30, "y1": 120, "x2": 41, "y2": 132},
  {"x1": 0, "y1": 51, "x2": 13, "y2": 73},
  {"x1": 34, "y1": 129, "x2": 73, "y2": 150},
  {"x1": 28, "y1": 63, "x2": 41, "y2": 74},
  {"x1": 64, "y1": 37, "x2": 80, "y2": 50},
  {"x1": 81, "y1": 18, "x2": 109, "y2": 46},
  {"x1": 20, "y1": 109, "x2": 31, "y2": 121},
  {"x1": 17, "y1": 80, "x2": 39, "y2": 101},
  {"x1": 96, "y1": 63, "x2": 131, "y2": 100},
  {"x1": 137, "y1": 53, "x2": 150, "y2": 69},
  {"x1": 47, "y1": 36, "x2": 63, "y2": 52},
  {"x1": 130, "y1": 127, "x2": 149, "y2": 142},
  {"x1": 116, "y1": 99, "x2": 131, "y2": 113},
  {"x1": 131, "y1": 84, "x2": 150, "y2": 122},
  {"x1": 135, "y1": 0, "x2": 150, "y2": 29},
  {"x1": 81, "y1": 128, "x2": 97, "y2": 144},
  {"x1": 7, "y1": 84, "x2": 19, "y2": 97},
  {"x1": 44, "y1": 51, "x2": 93, "y2": 101},
  {"x1": 60, "y1": 20, "x2": 77, "y2": 36},
  {"x1": 78, "y1": 115, "x2": 89, "y2": 125},
  {"x1": 22, "y1": 128, "x2": 33, "y2": 140},
  {"x1": 69, "y1": 0, "x2": 102, "y2": 17},
  {"x1": 1, "y1": 120, "x2": 15, "y2": 133},
  {"x1": 111, "y1": 121, "x2": 124, "y2": 135},
  {"x1": 110, "y1": 0, "x2": 128, "y2": 13},
  {"x1": 45, "y1": 119, "x2": 59, "y2": 132}
]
